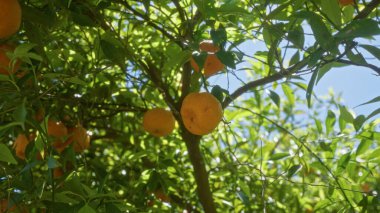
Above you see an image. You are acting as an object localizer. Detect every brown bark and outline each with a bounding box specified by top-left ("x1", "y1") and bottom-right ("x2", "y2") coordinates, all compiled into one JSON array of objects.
[{"x1": 182, "y1": 129, "x2": 217, "y2": 213}]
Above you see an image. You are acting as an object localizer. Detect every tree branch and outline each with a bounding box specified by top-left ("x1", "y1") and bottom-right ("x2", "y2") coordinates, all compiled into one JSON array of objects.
[
  {"x1": 354, "y1": 0, "x2": 380, "y2": 20},
  {"x1": 337, "y1": 59, "x2": 380, "y2": 76},
  {"x1": 222, "y1": 59, "x2": 309, "y2": 108},
  {"x1": 115, "y1": 0, "x2": 183, "y2": 48},
  {"x1": 182, "y1": 129, "x2": 217, "y2": 213}
]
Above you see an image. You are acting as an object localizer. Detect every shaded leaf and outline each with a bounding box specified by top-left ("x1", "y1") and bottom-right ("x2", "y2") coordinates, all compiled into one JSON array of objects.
[
  {"x1": 287, "y1": 165, "x2": 302, "y2": 178},
  {"x1": 269, "y1": 152, "x2": 290, "y2": 161},
  {"x1": 335, "y1": 19, "x2": 380, "y2": 40},
  {"x1": 354, "y1": 115, "x2": 366, "y2": 131},
  {"x1": 356, "y1": 96, "x2": 380, "y2": 107},
  {"x1": 268, "y1": 90, "x2": 280, "y2": 108},
  {"x1": 0, "y1": 144, "x2": 18, "y2": 164}
]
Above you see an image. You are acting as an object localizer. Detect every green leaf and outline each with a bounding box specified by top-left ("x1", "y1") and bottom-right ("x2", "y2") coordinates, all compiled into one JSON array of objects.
[
  {"x1": 360, "y1": 45, "x2": 380, "y2": 61},
  {"x1": 314, "y1": 118, "x2": 323, "y2": 134},
  {"x1": 356, "y1": 96, "x2": 380, "y2": 107},
  {"x1": 12, "y1": 98, "x2": 27, "y2": 129},
  {"x1": 211, "y1": 85, "x2": 224, "y2": 103},
  {"x1": 335, "y1": 19, "x2": 380, "y2": 40},
  {"x1": 100, "y1": 39, "x2": 125, "y2": 67},
  {"x1": 269, "y1": 152, "x2": 290, "y2": 161},
  {"x1": 216, "y1": 51, "x2": 236, "y2": 69},
  {"x1": 282, "y1": 84, "x2": 295, "y2": 106},
  {"x1": 211, "y1": 25, "x2": 227, "y2": 48},
  {"x1": 337, "y1": 152, "x2": 351, "y2": 170},
  {"x1": 320, "y1": 0, "x2": 341, "y2": 27},
  {"x1": 64, "y1": 77, "x2": 87, "y2": 86},
  {"x1": 289, "y1": 51, "x2": 300, "y2": 66},
  {"x1": 354, "y1": 115, "x2": 366, "y2": 131},
  {"x1": 0, "y1": 144, "x2": 18, "y2": 164},
  {"x1": 325, "y1": 110, "x2": 336, "y2": 135},
  {"x1": 339, "y1": 105, "x2": 354, "y2": 123},
  {"x1": 356, "y1": 140, "x2": 372, "y2": 156},
  {"x1": 288, "y1": 26, "x2": 304, "y2": 48},
  {"x1": 316, "y1": 63, "x2": 333, "y2": 84},
  {"x1": 47, "y1": 157, "x2": 60, "y2": 169},
  {"x1": 366, "y1": 108, "x2": 380, "y2": 121},
  {"x1": 268, "y1": 90, "x2": 280, "y2": 108},
  {"x1": 105, "y1": 203, "x2": 123, "y2": 213},
  {"x1": 78, "y1": 204, "x2": 96, "y2": 213},
  {"x1": 266, "y1": 1, "x2": 292, "y2": 20},
  {"x1": 306, "y1": 69, "x2": 319, "y2": 107},
  {"x1": 296, "y1": 11, "x2": 333, "y2": 50},
  {"x1": 237, "y1": 191, "x2": 250, "y2": 207},
  {"x1": 287, "y1": 165, "x2": 302, "y2": 178}
]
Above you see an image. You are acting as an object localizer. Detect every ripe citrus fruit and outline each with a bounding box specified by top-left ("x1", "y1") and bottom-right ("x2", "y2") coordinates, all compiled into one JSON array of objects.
[
  {"x1": 191, "y1": 54, "x2": 225, "y2": 77},
  {"x1": 339, "y1": 0, "x2": 354, "y2": 6},
  {"x1": 199, "y1": 40, "x2": 220, "y2": 53},
  {"x1": 13, "y1": 133, "x2": 32, "y2": 160},
  {"x1": 180, "y1": 92, "x2": 223, "y2": 135},
  {"x1": 143, "y1": 108, "x2": 175, "y2": 137},
  {"x1": 0, "y1": 44, "x2": 19, "y2": 75},
  {"x1": 67, "y1": 124, "x2": 90, "y2": 153},
  {"x1": 0, "y1": 0, "x2": 21, "y2": 39},
  {"x1": 47, "y1": 119, "x2": 69, "y2": 153},
  {"x1": 0, "y1": 199, "x2": 16, "y2": 212}
]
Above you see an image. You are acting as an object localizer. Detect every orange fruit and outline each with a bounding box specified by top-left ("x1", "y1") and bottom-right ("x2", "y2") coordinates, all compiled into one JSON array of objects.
[
  {"x1": 47, "y1": 119, "x2": 69, "y2": 153},
  {"x1": 180, "y1": 92, "x2": 223, "y2": 135},
  {"x1": 143, "y1": 108, "x2": 175, "y2": 137},
  {"x1": 0, "y1": 199, "x2": 16, "y2": 212},
  {"x1": 339, "y1": 0, "x2": 354, "y2": 6},
  {"x1": 199, "y1": 40, "x2": 220, "y2": 53},
  {"x1": 0, "y1": 44, "x2": 20, "y2": 75},
  {"x1": 153, "y1": 189, "x2": 171, "y2": 203},
  {"x1": 191, "y1": 54, "x2": 225, "y2": 77},
  {"x1": 53, "y1": 167, "x2": 64, "y2": 179},
  {"x1": 67, "y1": 124, "x2": 90, "y2": 153},
  {"x1": 33, "y1": 108, "x2": 45, "y2": 122},
  {"x1": 0, "y1": 0, "x2": 21, "y2": 39},
  {"x1": 13, "y1": 134, "x2": 30, "y2": 160}
]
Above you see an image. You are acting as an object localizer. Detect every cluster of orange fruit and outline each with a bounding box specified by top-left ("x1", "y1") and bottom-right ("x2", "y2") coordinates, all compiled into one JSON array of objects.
[
  {"x1": 143, "y1": 92, "x2": 223, "y2": 137},
  {"x1": 143, "y1": 40, "x2": 225, "y2": 137},
  {"x1": 13, "y1": 118, "x2": 91, "y2": 160},
  {"x1": 190, "y1": 40, "x2": 225, "y2": 77},
  {"x1": 0, "y1": 0, "x2": 22, "y2": 76}
]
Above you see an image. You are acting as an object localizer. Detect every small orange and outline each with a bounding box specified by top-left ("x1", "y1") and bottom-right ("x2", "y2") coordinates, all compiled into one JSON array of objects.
[
  {"x1": 53, "y1": 167, "x2": 64, "y2": 179},
  {"x1": 0, "y1": 44, "x2": 20, "y2": 75},
  {"x1": 191, "y1": 54, "x2": 225, "y2": 77},
  {"x1": 67, "y1": 124, "x2": 90, "y2": 153},
  {"x1": 339, "y1": 0, "x2": 354, "y2": 6},
  {"x1": 180, "y1": 92, "x2": 223, "y2": 135},
  {"x1": 143, "y1": 108, "x2": 175, "y2": 137},
  {"x1": 199, "y1": 40, "x2": 220, "y2": 53},
  {"x1": 0, "y1": 0, "x2": 22, "y2": 39},
  {"x1": 13, "y1": 134, "x2": 30, "y2": 160},
  {"x1": 47, "y1": 119, "x2": 69, "y2": 153},
  {"x1": 153, "y1": 189, "x2": 171, "y2": 203},
  {"x1": 0, "y1": 199, "x2": 16, "y2": 212}
]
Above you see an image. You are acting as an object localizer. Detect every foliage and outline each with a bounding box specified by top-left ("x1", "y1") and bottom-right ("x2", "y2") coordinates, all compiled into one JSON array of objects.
[{"x1": 1, "y1": 0, "x2": 380, "y2": 212}]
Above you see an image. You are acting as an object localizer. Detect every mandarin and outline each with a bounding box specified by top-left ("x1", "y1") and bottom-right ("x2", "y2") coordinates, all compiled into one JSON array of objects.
[
  {"x1": 67, "y1": 124, "x2": 90, "y2": 153},
  {"x1": 199, "y1": 40, "x2": 220, "y2": 53},
  {"x1": 13, "y1": 134, "x2": 30, "y2": 160},
  {"x1": 47, "y1": 120, "x2": 69, "y2": 153},
  {"x1": 0, "y1": 0, "x2": 21, "y2": 39},
  {"x1": 143, "y1": 108, "x2": 175, "y2": 137},
  {"x1": 339, "y1": 0, "x2": 354, "y2": 6},
  {"x1": 180, "y1": 92, "x2": 223, "y2": 135},
  {"x1": 191, "y1": 54, "x2": 224, "y2": 77}
]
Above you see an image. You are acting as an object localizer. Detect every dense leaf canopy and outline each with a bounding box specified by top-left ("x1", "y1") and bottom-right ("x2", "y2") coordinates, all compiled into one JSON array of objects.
[{"x1": 1, "y1": 0, "x2": 380, "y2": 212}]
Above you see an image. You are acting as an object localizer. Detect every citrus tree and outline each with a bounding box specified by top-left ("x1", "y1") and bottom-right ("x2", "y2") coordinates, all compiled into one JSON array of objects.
[{"x1": 1, "y1": 0, "x2": 380, "y2": 212}]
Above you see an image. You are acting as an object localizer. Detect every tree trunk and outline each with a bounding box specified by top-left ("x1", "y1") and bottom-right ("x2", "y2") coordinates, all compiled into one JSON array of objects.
[{"x1": 182, "y1": 130, "x2": 217, "y2": 213}]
